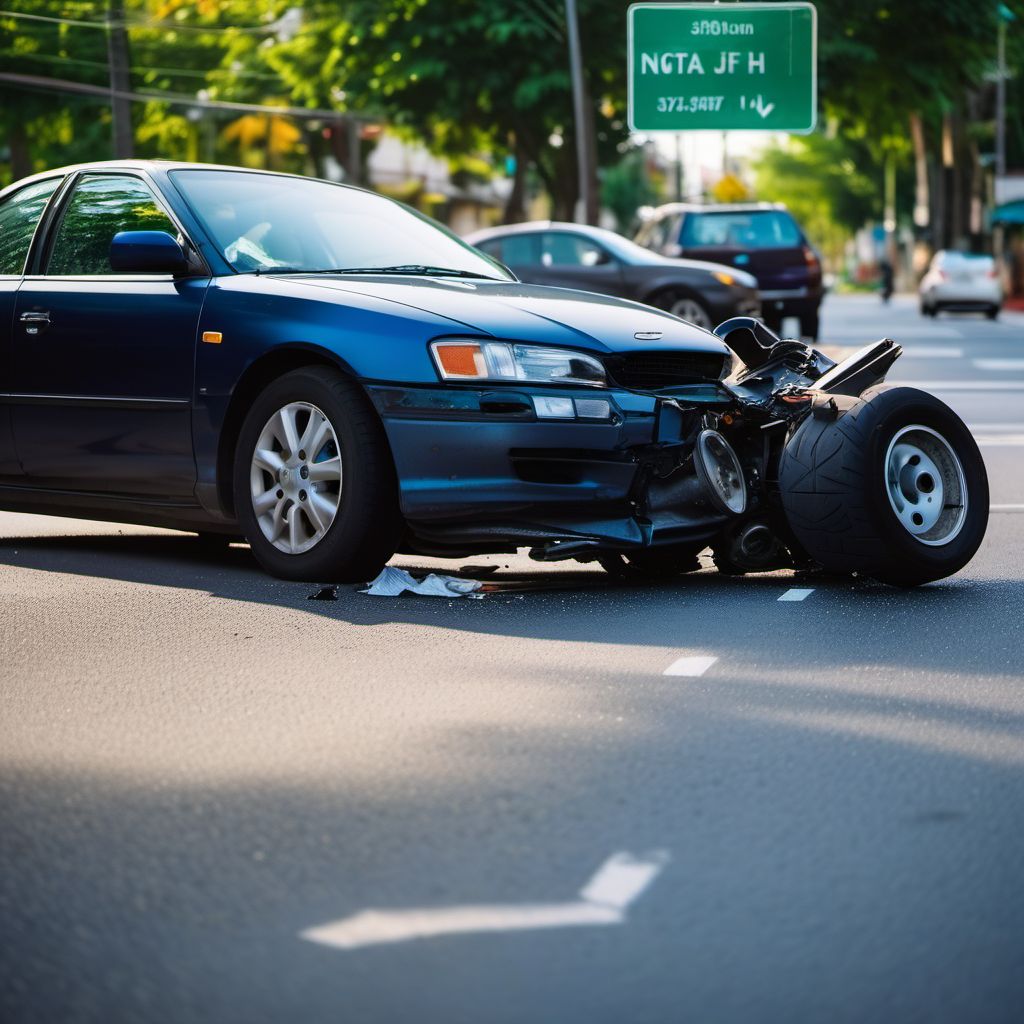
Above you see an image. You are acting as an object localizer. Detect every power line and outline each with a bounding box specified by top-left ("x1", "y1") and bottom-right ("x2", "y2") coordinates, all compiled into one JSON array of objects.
[
  {"x1": 0, "y1": 47, "x2": 283, "y2": 80},
  {"x1": 0, "y1": 69, "x2": 366, "y2": 121},
  {"x1": 0, "y1": 8, "x2": 281, "y2": 34}
]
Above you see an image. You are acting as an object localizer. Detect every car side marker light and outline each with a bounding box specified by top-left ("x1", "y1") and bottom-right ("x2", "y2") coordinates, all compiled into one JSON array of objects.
[
  {"x1": 202, "y1": 331, "x2": 223, "y2": 344},
  {"x1": 434, "y1": 342, "x2": 485, "y2": 377},
  {"x1": 533, "y1": 396, "x2": 576, "y2": 419}
]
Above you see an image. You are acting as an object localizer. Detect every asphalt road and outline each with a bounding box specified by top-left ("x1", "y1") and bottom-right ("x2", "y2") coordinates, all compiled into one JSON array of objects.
[{"x1": 1, "y1": 293, "x2": 1022, "y2": 1023}]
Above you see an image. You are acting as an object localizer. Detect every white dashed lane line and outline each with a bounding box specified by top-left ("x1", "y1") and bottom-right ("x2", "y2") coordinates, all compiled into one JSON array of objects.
[
  {"x1": 663, "y1": 655, "x2": 718, "y2": 677},
  {"x1": 779, "y1": 588, "x2": 815, "y2": 601},
  {"x1": 973, "y1": 359, "x2": 1024, "y2": 372},
  {"x1": 899, "y1": 347, "x2": 964, "y2": 358}
]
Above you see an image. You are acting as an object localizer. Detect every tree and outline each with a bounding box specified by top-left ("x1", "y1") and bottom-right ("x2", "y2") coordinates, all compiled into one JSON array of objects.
[
  {"x1": 752, "y1": 131, "x2": 886, "y2": 264},
  {"x1": 255, "y1": 0, "x2": 633, "y2": 219},
  {"x1": 601, "y1": 145, "x2": 661, "y2": 234}
]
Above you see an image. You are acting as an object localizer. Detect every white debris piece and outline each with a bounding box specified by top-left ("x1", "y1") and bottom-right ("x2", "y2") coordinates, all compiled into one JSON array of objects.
[{"x1": 360, "y1": 565, "x2": 484, "y2": 598}]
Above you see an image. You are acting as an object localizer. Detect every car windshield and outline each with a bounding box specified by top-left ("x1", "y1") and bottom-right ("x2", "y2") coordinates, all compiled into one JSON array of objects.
[
  {"x1": 169, "y1": 169, "x2": 511, "y2": 279},
  {"x1": 680, "y1": 210, "x2": 801, "y2": 249}
]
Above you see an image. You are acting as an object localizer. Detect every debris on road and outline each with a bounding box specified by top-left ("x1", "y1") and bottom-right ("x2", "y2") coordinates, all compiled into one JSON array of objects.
[
  {"x1": 361, "y1": 566, "x2": 485, "y2": 598},
  {"x1": 307, "y1": 586, "x2": 339, "y2": 601}
]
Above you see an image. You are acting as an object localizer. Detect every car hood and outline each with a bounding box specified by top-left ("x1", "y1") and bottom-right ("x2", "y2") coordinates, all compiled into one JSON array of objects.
[{"x1": 281, "y1": 275, "x2": 732, "y2": 357}]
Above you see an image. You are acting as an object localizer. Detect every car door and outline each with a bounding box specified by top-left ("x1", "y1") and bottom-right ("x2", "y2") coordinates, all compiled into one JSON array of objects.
[
  {"x1": 10, "y1": 172, "x2": 208, "y2": 497},
  {"x1": 0, "y1": 176, "x2": 62, "y2": 481},
  {"x1": 536, "y1": 232, "x2": 625, "y2": 295}
]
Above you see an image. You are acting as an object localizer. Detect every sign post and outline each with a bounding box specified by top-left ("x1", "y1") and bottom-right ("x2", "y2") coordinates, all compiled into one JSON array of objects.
[{"x1": 627, "y1": 2, "x2": 817, "y2": 133}]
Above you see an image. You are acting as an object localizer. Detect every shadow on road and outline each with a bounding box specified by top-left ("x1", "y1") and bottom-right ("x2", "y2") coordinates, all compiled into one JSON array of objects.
[{"x1": 0, "y1": 527, "x2": 1020, "y2": 680}]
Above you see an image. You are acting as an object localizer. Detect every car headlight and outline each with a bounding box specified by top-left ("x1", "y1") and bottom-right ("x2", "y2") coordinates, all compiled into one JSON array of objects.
[{"x1": 431, "y1": 339, "x2": 606, "y2": 387}]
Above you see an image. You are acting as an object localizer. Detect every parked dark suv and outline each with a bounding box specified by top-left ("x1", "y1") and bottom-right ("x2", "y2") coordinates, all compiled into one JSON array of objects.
[{"x1": 635, "y1": 203, "x2": 824, "y2": 341}]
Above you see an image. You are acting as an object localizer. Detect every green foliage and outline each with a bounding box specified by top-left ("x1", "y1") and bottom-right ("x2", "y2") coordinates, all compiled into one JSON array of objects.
[
  {"x1": 601, "y1": 146, "x2": 660, "y2": 234},
  {"x1": 752, "y1": 131, "x2": 881, "y2": 262}
]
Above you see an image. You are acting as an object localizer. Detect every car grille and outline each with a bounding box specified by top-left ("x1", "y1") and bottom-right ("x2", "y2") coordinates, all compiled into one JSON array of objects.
[{"x1": 604, "y1": 351, "x2": 729, "y2": 390}]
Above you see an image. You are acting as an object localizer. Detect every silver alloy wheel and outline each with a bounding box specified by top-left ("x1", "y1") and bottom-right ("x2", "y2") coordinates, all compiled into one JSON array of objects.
[
  {"x1": 884, "y1": 424, "x2": 967, "y2": 546},
  {"x1": 669, "y1": 297, "x2": 712, "y2": 329},
  {"x1": 249, "y1": 401, "x2": 342, "y2": 554}
]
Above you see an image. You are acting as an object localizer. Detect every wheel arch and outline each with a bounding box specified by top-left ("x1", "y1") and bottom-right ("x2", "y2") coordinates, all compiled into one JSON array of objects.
[
  {"x1": 215, "y1": 343, "x2": 367, "y2": 518},
  {"x1": 641, "y1": 280, "x2": 710, "y2": 314}
]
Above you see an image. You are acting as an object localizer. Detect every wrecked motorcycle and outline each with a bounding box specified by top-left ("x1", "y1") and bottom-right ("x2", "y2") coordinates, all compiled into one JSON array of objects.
[{"x1": 408, "y1": 318, "x2": 988, "y2": 588}]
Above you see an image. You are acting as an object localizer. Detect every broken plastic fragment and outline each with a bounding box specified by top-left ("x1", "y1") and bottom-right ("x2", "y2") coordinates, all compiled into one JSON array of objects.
[
  {"x1": 360, "y1": 566, "x2": 484, "y2": 598},
  {"x1": 307, "y1": 586, "x2": 338, "y2": 601}
]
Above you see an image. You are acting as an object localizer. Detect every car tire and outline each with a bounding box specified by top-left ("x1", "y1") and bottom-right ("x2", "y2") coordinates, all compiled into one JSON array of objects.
[
  {"x1": 233, "y1": 366, "x2": 402, "y2": 582},
  {"x1": 655, "y1": 291, "x2": 714, "y2": 331},
  {"x1": 778, "y1": 387, "x2": 988, "y2": 586},
  {"x1": 986, "y1": 306, "x2": 999, "y2": 320}
]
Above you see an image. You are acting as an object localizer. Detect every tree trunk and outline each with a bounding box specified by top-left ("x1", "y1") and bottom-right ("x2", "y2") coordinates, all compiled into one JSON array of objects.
[
  {"x1": 502, "y1": 138, "x2": 527, "y2": 224},
  {"x1": 8, "y1": 120, "x2": 31, "y2": 181},
  {"x1": 909, "y1": 112, "x2": 929, "y2": 235},
  {"x1": 106, "y1": 0, "x2": 134, "y2": 158}
]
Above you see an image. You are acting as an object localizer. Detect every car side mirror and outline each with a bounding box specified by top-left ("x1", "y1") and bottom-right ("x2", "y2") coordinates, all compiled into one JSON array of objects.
[{"x1": 109, "y1": 230, "x2": 189, "y2": 275}]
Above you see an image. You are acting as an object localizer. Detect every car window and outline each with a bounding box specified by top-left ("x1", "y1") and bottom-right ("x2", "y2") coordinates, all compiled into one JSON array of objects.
[
  {"x1": 483, "y1": 232, "x2": 541, "y2": 266},
  {"x1": 0, "y1": 178, "x2": 61, "y2": 275},
  {"x1": 170, "y1": 169, "x2": 512, "y2": 279},
  {"x1": 47, "y1": 174, "x2": 178, "y2": 276},
  {"x1": 540, "y1": 232, "x2": 610, "y2": 267},
  {"x1": 681, "y1": 210, "x2": 801, "y2": 249},
  {"x1": 636, "y1": 214, "x2": 669, "y2": 250}
]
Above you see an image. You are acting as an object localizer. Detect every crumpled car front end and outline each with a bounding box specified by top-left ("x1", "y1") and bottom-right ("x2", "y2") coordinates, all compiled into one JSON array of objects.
[{"x1": 369, "y1": 283, "x2": 987, "y2": 587}]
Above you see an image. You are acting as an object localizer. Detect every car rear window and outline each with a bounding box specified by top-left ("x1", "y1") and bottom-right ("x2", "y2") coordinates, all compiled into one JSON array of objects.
[
  {"x1": 681, "y1": 210, "x2": 801, "y2": 249},
  {"x1": 938, "y1": 251, "x2": 994, "y2": 270}
]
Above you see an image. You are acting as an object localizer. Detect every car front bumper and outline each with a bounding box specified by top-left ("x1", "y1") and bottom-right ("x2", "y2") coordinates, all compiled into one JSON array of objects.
[{"x1": 366, "y1": 382, "x2": 730, "y2": 553}]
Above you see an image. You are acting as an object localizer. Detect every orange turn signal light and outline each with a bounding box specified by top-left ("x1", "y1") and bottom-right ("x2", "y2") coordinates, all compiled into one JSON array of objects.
[
  {"x1": 434, "y1": 342, "x2": 484, "y2": 378},
  {"x1": 202, "y1": 331, "x2": 223, "y2": 345}
]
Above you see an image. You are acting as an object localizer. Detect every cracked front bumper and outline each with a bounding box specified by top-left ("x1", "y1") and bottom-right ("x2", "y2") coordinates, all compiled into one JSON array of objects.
[{"x1": 367, "y1": 383, "x2": 730, "y2": 552}]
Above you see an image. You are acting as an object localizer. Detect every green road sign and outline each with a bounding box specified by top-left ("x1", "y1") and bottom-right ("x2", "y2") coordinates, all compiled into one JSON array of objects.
[{"x1": 627, "y1": 2, "x2": 817, "y2": 133}]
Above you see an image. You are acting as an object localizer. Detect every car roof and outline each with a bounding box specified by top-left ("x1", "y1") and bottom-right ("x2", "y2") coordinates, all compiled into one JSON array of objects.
[
  {"x1": 467, "y1": 220, "x2": 587, "y2": 243},
  {"x1": 0, "y1": 160, "x2": 366, "y2": 202},
  {"x1": 645, "y1": 201, "x2": 788, "y2": 216}
]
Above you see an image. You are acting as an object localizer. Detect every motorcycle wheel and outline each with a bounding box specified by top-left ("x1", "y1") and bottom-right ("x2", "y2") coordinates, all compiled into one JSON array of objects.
[{"x1": 778, "y1": 387, "x2": 988, "y2": 586}]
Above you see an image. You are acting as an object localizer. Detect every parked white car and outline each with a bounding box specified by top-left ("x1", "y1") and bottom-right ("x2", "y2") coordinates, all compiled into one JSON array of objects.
[{"x1": 919, "y1": 251, "x2": 1002, "y2": 319}]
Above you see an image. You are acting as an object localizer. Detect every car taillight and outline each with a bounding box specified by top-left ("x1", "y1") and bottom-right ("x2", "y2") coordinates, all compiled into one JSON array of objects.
[
  {"x1": 988, "y1": 268, "x2": 999, "y2": 279},
  {"x1": 802, "y1": 246, "x2": 819, "y2": 269}
]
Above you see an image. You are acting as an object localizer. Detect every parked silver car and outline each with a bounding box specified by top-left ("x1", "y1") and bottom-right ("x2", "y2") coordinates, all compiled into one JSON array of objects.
[{"x1": 919, "y1": 251, "x2": 1002, "y2": 319}]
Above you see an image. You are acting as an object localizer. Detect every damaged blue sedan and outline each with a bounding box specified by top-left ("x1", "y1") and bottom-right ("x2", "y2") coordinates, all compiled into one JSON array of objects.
[{"x1": 0, "y1": 162, "x2": 988, "y2": 586}]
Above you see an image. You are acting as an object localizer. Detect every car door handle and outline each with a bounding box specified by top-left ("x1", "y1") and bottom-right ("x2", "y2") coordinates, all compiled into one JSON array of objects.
[{"x1": 19, "y1": 311, "x2": 50, "y2": 335}]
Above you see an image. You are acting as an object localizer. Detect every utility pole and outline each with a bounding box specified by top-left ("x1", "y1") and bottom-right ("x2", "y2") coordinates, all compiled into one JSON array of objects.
[
  {"x1": 107, "y1": 0, "x2": 134, "y2": 157},
  {"x1": 997, "y1": 5, "x2": 1007, "y2": 178},
  {"x1": 565, "y1": 0, "x2": 595, "y2": 223}
]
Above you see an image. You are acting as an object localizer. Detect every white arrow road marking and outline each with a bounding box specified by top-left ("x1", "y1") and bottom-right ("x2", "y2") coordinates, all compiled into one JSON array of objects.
[
  {"x1": 779, "y1": 588, "x2": 814, "y2": 602},
  {"x1": 299, "y1": 850, "x2": 669, "y2": 951},
  {"x1": 663, "y1": 654, "x2": 718, "y2": 677}
]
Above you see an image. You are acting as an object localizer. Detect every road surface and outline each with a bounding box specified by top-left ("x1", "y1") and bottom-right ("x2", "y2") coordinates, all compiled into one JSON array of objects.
[{"x1": 1, "y1": 294, "x2": 1022, "y2": 1023}]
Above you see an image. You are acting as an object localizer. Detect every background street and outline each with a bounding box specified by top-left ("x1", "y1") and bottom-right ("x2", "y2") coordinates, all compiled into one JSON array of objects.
[{"x1": 1, "y1": 293, "x2": 1022, "y2": 1023}]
